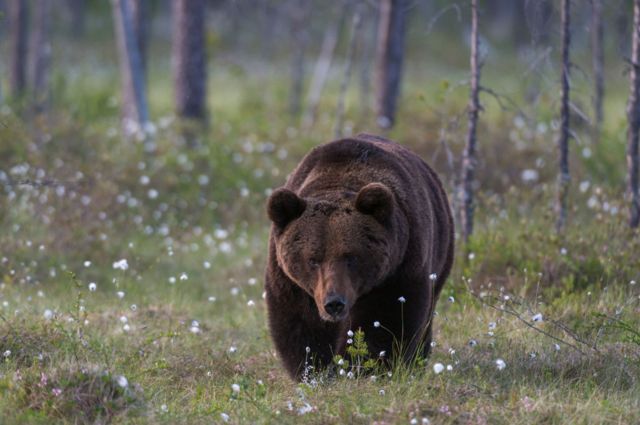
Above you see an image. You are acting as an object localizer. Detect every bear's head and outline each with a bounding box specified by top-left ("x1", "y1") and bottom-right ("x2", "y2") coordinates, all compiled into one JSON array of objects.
[{"x1": 267, "y1": 183, "x2": 401, "y2": 322}]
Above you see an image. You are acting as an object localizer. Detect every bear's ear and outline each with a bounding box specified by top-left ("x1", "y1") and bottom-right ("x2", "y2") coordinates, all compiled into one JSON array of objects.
[
  {"x1": 355, "y1": 183, "x2": 393, "y2": 223},
  {"x1": 267, "y1": 188, "x2": 307, "y2": 228}
]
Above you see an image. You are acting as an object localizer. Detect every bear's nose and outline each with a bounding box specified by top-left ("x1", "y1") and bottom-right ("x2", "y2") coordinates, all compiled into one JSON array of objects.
[{"x1": 324, "y1": 295, "x2": 346, "y2": 317}]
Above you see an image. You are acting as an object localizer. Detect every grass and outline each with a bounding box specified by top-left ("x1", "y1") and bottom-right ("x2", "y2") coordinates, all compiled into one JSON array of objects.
[{"x1": 1, "y1": 18, "x2": 640, "y2": 423}]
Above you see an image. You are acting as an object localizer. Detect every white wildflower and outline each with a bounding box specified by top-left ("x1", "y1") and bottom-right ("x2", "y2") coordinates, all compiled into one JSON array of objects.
[
  {"x1": 495, "y1": 359, "x2": 506, "y2": 371},
  {"x1": 433, "y1": 363, "x2": 445, "y2": 374},
  {"x1": 116, "y1": 375, "x2": 128, "y2": 388},
  {"x1": 112, "y1": 259, "x2": 129, "y2": 270}
]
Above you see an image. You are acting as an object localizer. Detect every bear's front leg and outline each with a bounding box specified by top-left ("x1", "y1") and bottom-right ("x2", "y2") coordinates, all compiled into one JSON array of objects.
[{"x1": 265, "y1": 269, "x2": 340, "y2": 380}]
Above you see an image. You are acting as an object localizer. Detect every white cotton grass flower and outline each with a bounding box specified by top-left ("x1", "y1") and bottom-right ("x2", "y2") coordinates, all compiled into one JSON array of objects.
[
  {"x1": 83, "y1": 261, "x2": 92, "y2": 268},
  {"x1": 495, "y1": 359, "x2": 506, "y2": 371},
  {"x1": 247, "y1": 300, "x2": 255, "y2": 307},
  {"x1": 179, "y1": 272, "x2": 188, "y2": 281},
  {"x1": 231, "y1": 383, "x2": 240, "y2": 394},
  {"x1": 446, "y1": 364, "x2": 453, "y2": 371},
  {"x1": 521, "y1": 169, "x2": 539, "y2": 183},
  {"x1": 379, "y1": 351, "x2": 386, "y2": 357},
  {"x1": 112, "y1": 259, "x2": 129, "y2": 270},
  {"x1": 43, "y1": 309, "x2": 53, "y2": 320},
  {"x1": 4, "y1": 350, "x2": 11, "y2": 358},
  {"x1": 88, "y1": 282, "x2": 97, "y2": 292},
  {"x1": 298, "y1": 402, "x2": 313, "y2": 415},
  {"x1": 429, "y1": 273, "x2": 438, "y2": 281},
  {"x1": 208, "y1": 296, "x2": 217, "y2": 302},
  {"x1": 122, "y1": 324, "x2": 131, "y2": 332},
  {"x1": 433, "y1": 363, "x2": 445, "y2": 374},
  {"x1": 347, "y1": 330, "x2": 354, "y2": 337},
  {"x1": 117, "y1": 291, "x2": 125, "y2": 299},
  {"x1": 220, "y1": 412, "x2": 230, "y2": 422},
  {"x1": 532, "y1": 313, "x2": 543, "y2": 323},
  {"x1": 373, "y1": 321, "x2": 381, "y2": 328},
  {"x1": 228, "y1": 346, "x2": 237, "y2": 354},
  {"x1": 379, "y1": 389, "x2": 385, "y2": 396},
  {"x1": 160, "y1": 404, "x2": 168, "y2": 413},
  {"x1": 398, "y1": 296, "x2": 406, "y2": 303},
  {"x1": 116, "y1": 375, "x2": 128, "y2": 388},
  {"x1": 448, "y1": 296, "x2": 455, "y2": 303},
  {"x1": 119, "y1": 316, "x2": 128, "y2": 324}
]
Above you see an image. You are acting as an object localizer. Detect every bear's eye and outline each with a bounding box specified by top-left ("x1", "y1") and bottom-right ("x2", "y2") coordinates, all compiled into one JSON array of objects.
[
  {"x1": 308, "y1": 259, "x2": 320, "y2": 269},
  {"x1": 345, "y1": 255, "x2": 358, "y2": 269}
]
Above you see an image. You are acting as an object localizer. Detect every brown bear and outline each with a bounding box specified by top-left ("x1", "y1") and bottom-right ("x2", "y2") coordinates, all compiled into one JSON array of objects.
[{"x1": 265, "y1": 133, "x2": 454, "y2": 380}]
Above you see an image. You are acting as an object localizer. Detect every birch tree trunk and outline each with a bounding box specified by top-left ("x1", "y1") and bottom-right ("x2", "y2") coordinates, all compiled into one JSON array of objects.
[
  {"x1": 374, "y1": 0, "x2": 408, "y2": 129},
  {"x1": 172, "y1": 0, "x2": 207, "y2": 121},
  {"x1": 591, "y1": 0, "x2": 604, "y2": 138},
  {"x1": 288, "y1": 0, "x2": 309, "y2": 118},
  {"x1": 460, "y1": 0, "x2": 481, "y2": 242},
  {"x1": 9, "y1": 0, "x2": 29, "y2": 99},
  {"x1": 130, "y1": 0, "x2": 150, "y2": 75},
  {"x1": 112, "y1": 0, "x2": 150, "y2": 135},
  {"x1": 556, "y1": 0, "x2": 571, "y2": 232},
  {"x1": 627, "y1": 0, "x2": 640, "y2": 228},
  {"x1": 359, "y1": 7, "x2": 378, "y2": 121},
  {"x1": 334, "y1": 2, "x2": 363, "y2": 138},
  {"x1": 303, "y1": 6, "x2": 347, "y2": 129},
  {"x1": 29, "y1": 0, "x2": 53, "y2": 113},
  {"x1": 67, "y1": 0, "x2": 86, "y2": 36}
]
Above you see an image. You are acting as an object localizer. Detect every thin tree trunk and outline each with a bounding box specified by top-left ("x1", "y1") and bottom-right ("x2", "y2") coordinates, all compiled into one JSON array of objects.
[
  {"x1": 303, "y1": 7, "x2": 347, "y2": 129},
  {"x1": 627, "y1": 0, "x2": 640, "y2": 228},
  {"x1": 334, "y1": 2, "x2": 363, "y2": 138},
  {"x1": 67, "y1": 0, "x2": 86, "y2": 36},
  {"x1": 374, "y1": 0, "x2": 408, "y2": 129},
  {"x1": 112, "y1": 0, "x2": 150, "y2": 135},
  {"x1": 129, "y1": 0, "x2": 150, "y2": 75},
  {"x1": 9, "y1": 0, "x2": 29, "y2": 99},
  {"x1": 460, "y1": 0, "x2": 481, "y2": 242},
  {"x1": 556, "y1": 0, "x2": 571, "y2": 232},
  {"x1": 591, "y1": 0, "x2": 604, "y2": 138},
  {"x1": 172, "y1": 0, "x2": 207, "y2": 121},
  {"x1": 288, "y1": 0, "x2": 309, "y2": 118},
  {"x1": 29, "y1": 0, "x2": 53, "y2": 113},
  {"x1": 359, "y1": 6, "x2": 378, "y2": 121}
]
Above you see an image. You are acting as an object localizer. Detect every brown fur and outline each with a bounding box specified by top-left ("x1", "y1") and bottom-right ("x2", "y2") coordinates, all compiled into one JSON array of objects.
[{"x1": 265, "y1": 133, "x2": 454, "y2": 380}]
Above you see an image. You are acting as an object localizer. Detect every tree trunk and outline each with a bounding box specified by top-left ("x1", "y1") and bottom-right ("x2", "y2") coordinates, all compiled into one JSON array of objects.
[
  {"x1": 9, "y1": 0, "x2": 29, "y2": 99},
  {"x1": 627, "y1": 0, "x2": 640, "y2": 228},
  {"x1": 460, "y1": 0, "x2": 481, "y2": 242},
  {"x1": 334, "y1": 2, "x2": 363, "y2": 138},
  {"x1": 556, "y1": 0, "x2": 571, "y2": 232},
  {"x1": 591, "y1": 0, "x2": 604, "y2": 138},
  {"x1": 29, "y1": 0, "x2": 53, "y2": 113},
  {"x1": 129, "y1": 0, "x2": 150, "y2": 75},
  {"x1": 374, "y1": 0, "x2": 408, "y2": 129},
  {"x1": 359, "y1": 6, "x2": 378, "y2": 121},
  {"x1": 303, "y1": 6, "x2": 347, "y2": 129},
  {"x1": 112, "y1": 0, "x2": 150, "y2": 135},
  {"x1": 288, "y1": 0, "x2": 309, "y2": 118},
  {"x1": 172, "y1": 0, "x2": 207, "y2": 121},
  {"x1": 67, "y1": 0, "x2": 86, "y2": 36}
]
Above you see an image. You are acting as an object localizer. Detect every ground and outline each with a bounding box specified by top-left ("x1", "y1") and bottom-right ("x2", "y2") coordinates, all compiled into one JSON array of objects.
[{"x1": 0, "y1": 29, "x2": 639, "y2": 424}]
